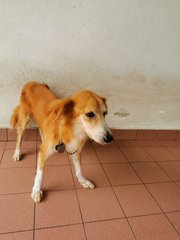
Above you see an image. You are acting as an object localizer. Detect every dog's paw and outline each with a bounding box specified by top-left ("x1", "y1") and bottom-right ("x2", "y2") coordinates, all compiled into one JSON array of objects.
[
  {"x1": 31, "y1": 190, "x2": 43, "y2": 203},
  {"x1": 13, "y1": 150, "x2": 21, "y2": 161},
  {"x1": 80, "y1": 179, "x2": 95, "y2": 189}
]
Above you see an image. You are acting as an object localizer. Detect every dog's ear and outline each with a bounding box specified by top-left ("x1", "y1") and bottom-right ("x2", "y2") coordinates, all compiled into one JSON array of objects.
[
  {"x1": 101, "y1": 97, "x2": 107, "y2": 109},
  {"x1": 62, "y1": 100, "x2": 75, "y2": 118},
  {"x1": 101, "y1": 97, "x2": 107, "y2": 104},
  {"x1": 49, "y1": 99, "x2": 75, "y2": 122}
]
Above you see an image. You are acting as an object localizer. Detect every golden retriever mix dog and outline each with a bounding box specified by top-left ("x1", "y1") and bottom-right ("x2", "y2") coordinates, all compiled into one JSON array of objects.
[{"x1": 10, "y1": 81, "x2": 113, "y2": 203}]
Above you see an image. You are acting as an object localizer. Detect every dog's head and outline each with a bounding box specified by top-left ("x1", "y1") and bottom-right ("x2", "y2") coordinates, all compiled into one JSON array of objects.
[{"x1": 71, "y1": 90, "x2": 113, "y2": 144}]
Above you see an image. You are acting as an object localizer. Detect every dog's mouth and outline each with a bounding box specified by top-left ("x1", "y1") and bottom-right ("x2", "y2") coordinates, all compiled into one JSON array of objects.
[
  {"x1": 103, "y1": 131, "x2": 114, "y2": 143},
  {"x1": 80, "y1": 116, "x2": 113, "y2": 144},
  {"x1": 90, "y1": 131, "x2": 114, "y2": 145}
]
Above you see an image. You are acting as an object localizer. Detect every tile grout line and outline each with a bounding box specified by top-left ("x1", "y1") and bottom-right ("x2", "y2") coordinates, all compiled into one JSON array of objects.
[
  {"x1": 142, "y1": 144, "x2": 179, "y2": 162},
  {"x1": 162, "y1": 144, "x2": 180, "y2": 160},
  {"x1": 156, "y1": 161, "x2": 180, "y2": 188},
  {"x1": 1, "y1": 210, "x2": 180, "y2": 237},
  {"x1": 33, "y1": 203, "x2": 36, "y2": 240},
  {"x1": 128, "y1": 159, "x2": 180, "y2": 236},
  {"x1": 0, "y1": 229, "x2": 34, "y2": 236},
  {"x1": 175, "y1": 182, "x2": 180, "y2": 190},
  {"x1": 165, "y1": 212, "x2": 180, "y2": 236},
  {"x1": 0, "y1": 141, "x2": 7, "y2": 166},
  {"x1": 5, "y1": 128, "x2": 8, "y2": 142},
  {"x1": 134, "y1": 130, "x2": 138, "y2": 140},
  {"x1": 0, "y1": 223, "x2": 85, "y2": 236},
  {"x1": 175, "y1": 130, "x2": 179, "y2": 141},
  {"x1": 93, "y1": 143, "x2": 138, "y2": 240},
  {"x1": 1, "y1": 139, "x2": 180, "y2": 237},
  {"x1": 1, "y1": 179, "x2": 179, "y2": 197},
  {"x1": 115, "y1": 140, "x2": 180, "y2": 236},
  {"x1": 140, "y1": 143, "x2": 180, "y2": 184},
  {"x1": 68, "y1": 155, "x2": 88, "y2": 240}
]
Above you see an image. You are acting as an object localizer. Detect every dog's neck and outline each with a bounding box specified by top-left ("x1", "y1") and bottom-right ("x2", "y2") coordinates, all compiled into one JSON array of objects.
[{"x1": 57, "y1": 117, "x2": 89, "y2": 154}]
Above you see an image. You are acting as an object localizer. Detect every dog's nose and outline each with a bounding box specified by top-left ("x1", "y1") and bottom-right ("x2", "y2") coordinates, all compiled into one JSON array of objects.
[{"x1": 103, "y1": 132, "x2": 114, "y2": 143}]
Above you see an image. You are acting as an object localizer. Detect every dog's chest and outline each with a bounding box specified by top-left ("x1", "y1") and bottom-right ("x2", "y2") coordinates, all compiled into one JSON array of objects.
[{"x1": 66, "y1": 124, "x2": 87, "y2": 152}]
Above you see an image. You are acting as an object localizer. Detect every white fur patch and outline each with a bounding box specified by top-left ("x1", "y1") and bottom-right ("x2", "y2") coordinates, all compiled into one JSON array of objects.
[
  {"x1": 79, "y1": 115, "x2": 110, "y2": 144},
  {"x1": 13, "y1": 148, "x2": 21, "y2": 161},
  {"x1": 31, "y1": 169, "x2": 43, "y2": 203},
  {"x1": 70, "y1": 153, "x2": 95, "y2": 189}
]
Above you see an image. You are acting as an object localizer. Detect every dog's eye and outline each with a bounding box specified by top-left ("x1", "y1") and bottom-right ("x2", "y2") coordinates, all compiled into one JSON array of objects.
[
  {"x1": 85, "y1": 112, "x2": 96, "y2": 118},
  {"x1": 103, "y1": 111, "x2": 107, "y2": 117}
]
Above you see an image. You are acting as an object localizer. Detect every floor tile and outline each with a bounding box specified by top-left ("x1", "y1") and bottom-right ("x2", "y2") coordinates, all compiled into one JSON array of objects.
[
  {"x1": 166, "y1": 212, "x2": 180, "y2": 235},
  {"x1": 0, "y1": 150, "x2": 4, "y2": 163},
  {"x1": 146, "y1": 182, "x2": 180, "y2": 212},
  {"x1": 6, "y1": 141, "x2": 36, "y2": 149},
  {"x1": 0, "y1": 194, "x2": 34, "y2": 234},
  {"x1": 103, "y1": 163, "x2": 141, "y2": 185},
  {"x1": 157, "y1": 130, "x2": 178, "y2": 140},
  {"x1": 129, "y1": 214, "x2": 180, "y2": 240},
  {"x1": 114, "y1": 130, "x2": 137, "y2": 140},
  {"x1": 81, "y1": 140, "x2": 92, "y2": 148},
  {"x1": 143, "y1": 147, "x2": 176, "y2": 161},
  {"x1": 0, "y1": 168, "x2": 35, "y2": 194},
  {"x1": 115, "y1": 140, "x2": 139, "y2": 147},
  {"x1": 35, "y1": 224, "x2": 86, "y2": 240},
  {"x1": 80, "y1": 147, "x2": 100, "y2": 165},
  {"x1": 72, "y1": 164, "x2": 110, "y2": 188},
  {"x1": 159, "y1": 141, "x2": 180, "y2": 147},
  {"x1": 77, "y1": 187, "x2": 124, "y2": 222},
  {"x1": 0, "y1": 231, "x2": 33, "y2": 240},
  {"x1": 0, "y1": 129, "x2": 7, "y2": 141},
  {"x1": 7, "y1": 129, "x2": 17, "y2": 141},
  {"x1": 85, "y1": 219, "x2": 135, "y2": 240},
  {"x1": 22, "y1": 129, "x2": 38, "y2": 141},
  {"x1": 0, "y1": 149, "x2": 36, "y2": 168},
  {"x1": 176, "y1": 182, "x2": 180, "y2": 188},
  {"x1": 46, "y1": 152, "x2": 69, "y2": 166},
  {"x1": 114, "y1": 185, "x2": 161, "y2": 217},
  {"x1": 1, "y1": 135, "x2": 180, "y2": 239},
  {"x1": 137, "y1": 140, "x2": 161, "y2": 147},
  {"x1": 158, "y1": 162, "x2": 180, "y2": 181},
  {"x1": 95, "y1": 147, "x2": 127, "y2": 163},
  {"x1": 42, "y1": 166, "x2": 74, "y2": 191},
  {"x1": 120, "y1": 147, "x2": 153, "y2": 162},
  {"x1": 132, "y1": 162, "x2": 171, "y2": 183},
  {"x1": 176, "y1": 131, "x2": 180, "y2": 140},
  {"x1": 35, "y1": 190, "x2": 82, "y2": 228},
  {"x1": 0, "y1": 142, "x2": 6, "y2": 149},
  {"x1": 136, "y1": 130, "x2": 157, "y2": 140},
  {"x1": 166, "y1": 147, "x2": 180, "y2": 159},
  {"x1": 7, "y1": 129, "x2": 37, "y2": 141},
  {"x1": 93, "y1": 141, "x2": 117, "y2": 148}
]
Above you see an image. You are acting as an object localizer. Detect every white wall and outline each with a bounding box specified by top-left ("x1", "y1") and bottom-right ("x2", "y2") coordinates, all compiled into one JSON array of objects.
[{"x1": 0, "y1": 0, "x2": 180, "y2": 129}]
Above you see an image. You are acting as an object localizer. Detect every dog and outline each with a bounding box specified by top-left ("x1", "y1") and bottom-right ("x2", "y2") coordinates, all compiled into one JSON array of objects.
[{"x1": 10, "y1": 81, "x2": 113, "y2": 203}]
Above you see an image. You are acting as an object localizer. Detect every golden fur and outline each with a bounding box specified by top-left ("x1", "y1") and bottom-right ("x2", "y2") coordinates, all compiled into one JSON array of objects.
[{"x1": 10, "y1": 81, "x2": 113, "y2": 202}]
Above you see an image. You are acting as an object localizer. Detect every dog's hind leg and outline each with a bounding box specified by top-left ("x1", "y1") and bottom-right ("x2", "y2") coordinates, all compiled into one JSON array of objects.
[
  {"x1": 10, "y1": 105, "x2": 30, "y2": 161},
  {"x1": 39, "y1": 129, "x2": 44, "y2": 142},
  {"x1": 70, "y1": 152, "x2": 95, "y2": 189}
]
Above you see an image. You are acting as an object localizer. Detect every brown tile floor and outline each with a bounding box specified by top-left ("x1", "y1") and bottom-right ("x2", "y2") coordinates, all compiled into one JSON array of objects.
[{"x1": 0, "y1": 139, "x2": 180, "y2": 240}]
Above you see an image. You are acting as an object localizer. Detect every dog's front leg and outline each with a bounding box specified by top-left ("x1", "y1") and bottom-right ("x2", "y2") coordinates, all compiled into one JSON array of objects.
[
  {"x1": 31, "y1": 147, "x2": 47, "y2": 203},
  {"x1": 70, "y1": 152, "x2": 95, "y2": 189}
]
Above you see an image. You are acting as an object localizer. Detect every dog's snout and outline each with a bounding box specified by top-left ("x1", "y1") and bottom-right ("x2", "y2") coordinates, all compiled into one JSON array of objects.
[{"x1": 103, "y1": 132, "x2": 114, "y2": 143}]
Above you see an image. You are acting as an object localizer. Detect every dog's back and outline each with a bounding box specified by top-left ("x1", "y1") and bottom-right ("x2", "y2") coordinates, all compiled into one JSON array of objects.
[{"x1": 10, "y1": 81, "x2": 58, "y2": 129}]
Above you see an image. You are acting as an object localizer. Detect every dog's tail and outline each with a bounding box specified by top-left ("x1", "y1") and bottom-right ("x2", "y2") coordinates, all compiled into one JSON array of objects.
[
  {"x1": 10, "y1": 105, "x2": 30, "y2": 129},
  {"x1": 10, "y1": 105, "x2": 21, "y2": 128}
]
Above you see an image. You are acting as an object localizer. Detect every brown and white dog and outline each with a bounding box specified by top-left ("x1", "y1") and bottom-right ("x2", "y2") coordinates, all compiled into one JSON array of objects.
[{"x1": 10, "y1": 81, "x2": 113, "y2": 203}]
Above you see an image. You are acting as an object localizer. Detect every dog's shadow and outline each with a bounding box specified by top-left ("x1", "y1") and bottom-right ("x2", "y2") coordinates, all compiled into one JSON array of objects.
[
  {"x1": 41, "y1": 191, "x2": 48, "y2": 202},
  {"x1": 20, "y1": 149, "x2": 35, "y2": 161}
]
